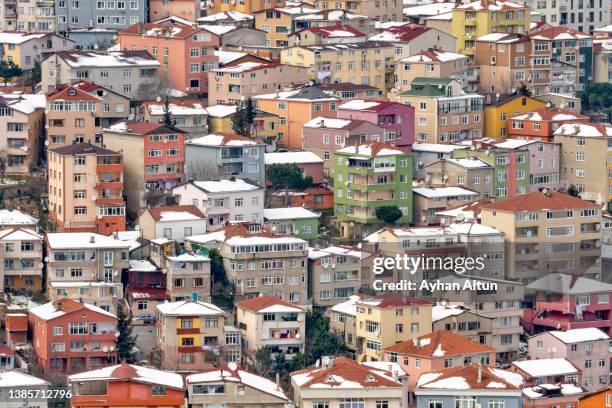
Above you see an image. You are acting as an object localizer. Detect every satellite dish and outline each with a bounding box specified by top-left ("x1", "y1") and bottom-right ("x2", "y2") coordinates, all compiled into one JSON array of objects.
[
  {"x1": 228, "y1": 362, "x2": 238, "y2": 370},
  {"x1": 322, "y1": 356, "x2": 331, "y2": 367},
  {"x1": 44, "y1": 140, "x2": 49, "y2": 146},
  {"x1": 44, "y1": 256, "x2": 49, "y2": 262},
  {"x1": 109, "y1": 346, "x2": 115, "y2": 351},
  {"x1": 38, "y1": 262, "x2": 44, "y2": 268},
  {"x1": 93, "y1": 44, "x2": 99, "y2": 50},
  {"x1": 102, "y1": 346, "x2": 108, "y2": 352},
  {"x1": 91, "y1": 196, "x2": 97, "y2": 201},
  {"x1": 156, "y1": 96, "x2": 161, "y2": 102},
  {"x1": 456, "y1": 213, "x2": 465, "y2": 222}
]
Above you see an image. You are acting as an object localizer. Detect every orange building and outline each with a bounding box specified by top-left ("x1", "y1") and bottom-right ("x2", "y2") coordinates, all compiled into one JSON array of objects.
[
  {"x1": 579, "y1": 386, "x2": 612, "y2": 408},
  {"x1": 5, "y1": 313, "x2": 28, "y2": 347},
  {"x1": 149, "y1": 0, "x2": 200, "y2": 22},
  {"x1": 253, "y1": 86, "x2": 338, "y2": 149},
  {"x1": 508, "y1": 108, "x2": 590, "y2": 141},
  {"x1": 208, "y1": 0, "x2": 284, "y2": 15},
  {"x1": 69, "y1": 363, "x2": 184, "y2": 408},
  {"x1": 118, "y1": 20, "x2": 220, "y2": 97}
]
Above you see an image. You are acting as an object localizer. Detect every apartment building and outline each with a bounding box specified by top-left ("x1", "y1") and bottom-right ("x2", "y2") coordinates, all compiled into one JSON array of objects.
[
  {"x1": 336, "y1": 100, "x2": 415, "y2": 149},
  {"x1": 523, "y1": 273, "x2": 612, "y2": 336},
  {"x1": 0, "y1": 228, "x2": 43, "y2": 292},
  {"x1": 412, "y1": 143, "x2": 469, "y2": 179},
  {"x1": 302, "y1": 116, "x2": 385, "y2": 177},
  {"x1": 413, "y1": 186, "x2": 479, "y2": 225},
  {"x1": 198, "y1": 11, "x2": 255, "y2": 26},
  {"x1": 451, "y1": 0, "x2": 530, "y2": 60},
  {"x1": 579, "y1": 385, "x2": 612, "y2": 408},
  {"x1": 327, "y1": 295, "x2": 361, "y2": 354},
  {"x1": 55, "y1": 0, "x2": 146, "y2": 49},
  {"x1": 137, "y1": 205, "x2": 206, "y2": 243},
  {"x1": 398, "y1": 78, "x2": 484, "y2": 143},
  {"x1": 69, "y1": 364, "x2": 184, "y2": 408},
  {"x1": 290, "y1": 10, "x2": 372, "y2": 36},
  {"x1": 369, "y1": 25, "x2": 457, "y2": 60},
  {"x1": 172, "y1": 179, "x2": 265, "y2": 230},
  {"x1": 528, "y1": 26, "x2": 593, "y2": 95},
  {"x1": 0, "y1": 208, "x2": 38, "y2": 230},
  {"x1": 0, "y1": 32, "x2": 72, "y2": 71},
  {"x1": 508, "y1": 108, "x2": 590, "y2": 141},
  {"x1": 156, "y1": 300, "x2": 240, "y2": 371},
  {"x1": 553, "y1": 123, "x2": 612, "y2": 206},
  {"x1": 333, "y1": 142, "x2": 413, "y2": 238},
  {"x1": 29, "y1": 298, "x2": 118, "y2": 374},
  {"x1": 165, "y1": 253, "x2": 211, "y2": 302},
  {"x1": 433, "y1": 276, "x2": 525, "y2": 362},
  {"x1": 206, "y1": 105, "x2": 280, "y2": 150},
  {"x1": 208, "y1": 0, "x2": 284, "y2": 15},
  {"x1": 0, "y1": 93, "x2": 44, "y2": 174},
  {"x1": 511, "y1": 358, "x2": 582, "y2": 386},
  {"x1": 483, "y1": 94, "x2": 547, "y2": 138},
  {"x1": 280, "y1": 41, "x2": 396, "y2": 97},
  {"x1": 186, "y1": 364, "x2": 289, "y2": 408},
  {"x1": 355, "y1": 293, "x2": 432, "y2": 362},
  {"x1": 236, "y1": 296, "x2": 305, "y2": 360},
  {"x1": 45, "y1": 232, "x2": 130, "y2": 313},
  {"x1": 312, "y1": 0, "x2": 402, "y2": 22},
  {"x1": 45, "y1": 84, "x2": 101, "y2": 149},
  {"x1": 48, "y1": 143, "x2": 126, "y2": 234},
  {"x1": 118, "y1": 21, "x2": 219, "y2": 97},
  {"x1": 208, "y1": 62, "x2": 305, "y2": 106},
  {"x1": 41, "y1": 51, "x2": 160, "y2": 101},
  {"x1": 474, "y1": 33, "x2": 533, "y2": 95},
  {"x1": 383, "y1": 331, "x2": 496, "y2": 389},
  {"x1": 263, "y1": 207, "x2": 319, "y2": 239},
  {"x1": 480, "y1": 191, "x2": 602, "y2": 284},
  {"x1": 528, "y1": 328, "x2": 609, "y2": 391},
  {"x1": 308, "y1": 246, "x2": 373, "y2": 308},
  {"x1": 396, "y1": 49, "x2": 468, "y2": 95},
  {"x1": 140, "y1": 99, "x2": 208, "y2": 139},
  {"x1": 423, "y1": 158, "x2": 494, "y2": 197},
  {"x1": 291, "y1": 357, "x2": 404, "y2": 408},
  {"x1": 289, "y1": 25, "x2": 366, "y2": 46},
  {"x1": 253, "y1": 86, "x2": 338, "y2": 149},
  {"x1": 184, "y1": 133, "x2": 265, "y2": 186},
  {"x1": 593, "y1": 39, "x2": 612, "y2": 83},
  {"x1": 186, "y1": 224, "x2": 309, "y2": 305},
  {"x1": 102, "y1": 122, "x2": 186, "y2": 212},
  {"x1": 432, "y1": 304, "x2": 494, "y2": 344},
  {"x1": 526, "y1": 0, "x2": 610, "y2": 33},
  {"x1": 253, "y1": 5, "x2": 325, "y2": 48}
]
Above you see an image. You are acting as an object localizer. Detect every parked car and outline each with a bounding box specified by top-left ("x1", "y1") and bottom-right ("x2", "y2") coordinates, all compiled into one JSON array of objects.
[{"x1": 133, "y1": 314, "x2": 156, "y2": 324}]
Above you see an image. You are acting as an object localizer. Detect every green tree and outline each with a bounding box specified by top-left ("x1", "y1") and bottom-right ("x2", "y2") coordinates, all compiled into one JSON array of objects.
[
  {"x1": 209, "y1": 248, "x2": 234, "y2": 308},
  {"x1": 375, "y1": 205, "x2": 403, "y2": 224},
  {"x1": 32, "y1": 62, "x2": 41, "y2": 84},
  {"x1": 289, "y1": 352, "x2": 307, "y2": 372},
  {"x1": 253, "y1": 346, "x2": 273, "y2": 377},
  {"x1": 116, "y1": 302, "x2": 136, "y2": 362},
  {"x1": 161, "y1": 96, "x2": 175, "y2": 128},
  {"x1": 304, "y1": 310, "x2": 347, "y2": 366},
  {"x1": 0, "y1": 60, "x2": 22, "y2": 86},
  {"x1": 578, "y1": 83, "x2": 612, "y2": 120},
  {"x1": 273, "y1": 352, "x2": 287, "y2": 376},
  {"x1": 517, "y1": 82, "x2": 531, "y2": 97},
  {"x1": 231, "y1": 97, "x2": 256, "y2": 137},
  {"x1": 267, "y1": 163, "x2": 313, "y2": 206}
]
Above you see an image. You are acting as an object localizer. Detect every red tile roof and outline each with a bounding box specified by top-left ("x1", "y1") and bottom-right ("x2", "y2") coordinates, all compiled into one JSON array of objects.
[
  {"x1": 510, "y1": 107, "x2": 588, "y2": 122},
  {"x1": 236, "y1": 295, "x2": 305, "y2": 312},
  {"x1": 529, "y1": 26, "x2": 591, "y2": 40},
  {"x1": 417, "y1": 364, "x2": 524, "y2": 390},
  {"x1": 382, "y1": 24, "x2": 429, "y2": 42},
  {"x1": 47, "y1": 84, "x2": 101, "y2": 102},
  {"x1": 291, "y1": 356, "x2": 402, "y2": 389},
  {"x1": 119, "y1": 21, "x2": 203, "y2": 39},
  {"x1": 384, "y1": 330, "x2": 495, "y2": 356},
  {"x1": 147, "y1": 205, "x2": 205, "y2": 222},
  {"x1": 481, "y1": 191, "x2": 599, "y2": 212}
]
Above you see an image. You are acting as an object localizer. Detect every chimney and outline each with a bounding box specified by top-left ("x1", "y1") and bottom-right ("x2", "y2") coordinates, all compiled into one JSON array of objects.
[
  {"x1": 275, "y1": 372, "x2": 281, "y2": 390},
  {"x1": 392, "y1": 370, "x2": 399, "y2": 383},
  {"x1": 89, "y1": 235, "x2": 95, "y2": 244},
  {"x1": 477, "y1": 363, "x2": 482, "y2": 383},
  {"x1": 412, "y1": 338, "x2": 418, "y2": 347}
]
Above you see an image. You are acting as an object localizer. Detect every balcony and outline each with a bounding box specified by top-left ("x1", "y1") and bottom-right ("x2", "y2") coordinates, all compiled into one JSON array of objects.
[
  {"x1": 96, "y1": 163, "x2": 123, "y2": 174},
  {"x1": 95, "y1": 181, "x2": 123, "y2": 190}
]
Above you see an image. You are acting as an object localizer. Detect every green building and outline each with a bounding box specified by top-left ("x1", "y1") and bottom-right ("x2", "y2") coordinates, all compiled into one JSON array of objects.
[
  {"x1": 333, "y1": 141, "x2": 413, "y2": 238},
  {"x1": 263, "y1": 207, "x2": 320, "y2": 240},
  {"x1": 453, "y1": 141, "x2": 531, "y2": 198}
]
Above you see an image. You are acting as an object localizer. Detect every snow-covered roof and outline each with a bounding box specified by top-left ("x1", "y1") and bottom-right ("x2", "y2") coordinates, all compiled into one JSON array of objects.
[
  {"x1": 431, "y1": 304, "x2": 468, "y2": 322},
  {"x1": 412, "y1": 143, "x2": 468, "y2": 153},
  {"x1": 129, "y1": 259, "x2": 158, "y2": 272},
  {"x1": 188, "y1": 133, "x2": 261, "y2": 147},
  {"x1": 403, "y1": 2, "x2": 455, "y2": 16},
  {"x1": 442, "y1": 158, "x2": 491, "y2": 169},
  {"x1": 554, "y1": 123, "x2": 612, "y2": 138},
  {"x1": 47, "y1": 233, "x2": 131, "y2": 249},
  {"x1": 30, "y1": 301, "x2": 117, "y2": 321},
  {"x1": 214, "y1": 50, "x2": 248, "y2": 65},
  {"x1": 545, "y1": 328, "x2": 610, "y2": 344},
  {"x1": 364, "y1": 226, "x2": 457, "y2": 243},
  {"x1": 424, "y1": 11, "x2": 453, "y2": 20},
  {"x1": 146, "y1": 101, "x2": 206, "y2": 116},
  {"x1": 336, "y1": 143, "x2": 405, "y2": 157},
  {"x1": 457, "y1": 0, "x2": 526, "y2": 11},
  {"x1": 413, "y1": 186, "x2": 479, "y2": 198},
  {"x1": 337, "y1": 99, "x2": 384, "y2": 111},
  {"x1": 199, "y1": 24, "x2": 237, "y2": 36},
  {"x1": 522, "y1": 383, "x2": 586, "y2": 399},
  {"x1": 158, "y1": 210, "x2": 204, "y2": 222},
  {"x1": 416, "y1": 366, "x2": 523, "y2": 390},
  {"x1": 69, "y1": 364, "x2": 184, "y2": 389},
  {"x1": 0, "y1": 371, "x2": 49, "y2": 388},
  {"x1": 265, "y1": 151, "x2": 324, "y2": 165},
  {"x1": 212, "y1": 61, "x2": 274, "y2": 73},
  {"x1": 446, "y1": 222, "x2": 500, "y2": 236},
  {"x1": 303, "y1": 116, "x2": 353, "y2": 129},
  {"x1": 264, "y1": 207, "x2": 319, "y2": 221},
  {"x1": 60, "y1": 51, "x2": 160, "y2": 68},
  {"x1": 187, "y1": 364, "x2": 287, "y2": 400},
  {"x1": 0, "y1": 209, "x2": 38, "y2": 226},
  {"x1": 197, "y1": 11, "x2": 254, "y2": 22},
  {"x1": 476, "y1": 32, "x2": 524, "y2": 43},
  {"x1": 0, "y1": 93, "x2": 46, "y2": 114},
  {"x1": 308, "y1": 245, "x2": 367, "y2": 260},
  {"x1": 595, "y1": 24, "x2": 612, "y2": 33},
  {"x1": 0, "y1": 227, "x2": 42, "y2": 241},
  {"x1": 0, "y1": 31, "x2": 49, "y2": 44},
  {"x1": 205, "y1": 104, "x2": 238, "y2": 118},
  {"x1": 402, "y1": 50, "x2": 466, "y2": 63},
  {"x1": 512, "y1": 358, "x2": 579, "y2": 378},
  {"x1": 189, "y1": 179, "x2": 262, "y2": 193},
  {"x1": 156, "y1": 300, "x2": 225, "y2": 316},
  {"x1": 166, "y1": 253, "x2": 210, "y2": 262},
  {"x1": 527, "y1": 273, "x2": 612, "y2": 294},
  {"x1": 330, "y1": 295, "x2": 360, "y2": 316}
]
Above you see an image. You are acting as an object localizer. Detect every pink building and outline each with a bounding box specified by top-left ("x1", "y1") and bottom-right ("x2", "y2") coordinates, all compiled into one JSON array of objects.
[
  {"x1": 302, "y1": 116, "x2": 386, "y2": 177},
  {"x1": 382, "y1": 331, "x2": 496, "y2": 389},
  {"x1": 336, "y1": 100, "x2": 415, "y2": 150},
  {"x1": 527, "y1": 328, "x2": 610, "y2": 391},
  {"x1": 523, "y1": 273, "x2": 612, "y2": 336},
  {"x1": 118, "y1": 20, "x2": 219, "y2": 97}
]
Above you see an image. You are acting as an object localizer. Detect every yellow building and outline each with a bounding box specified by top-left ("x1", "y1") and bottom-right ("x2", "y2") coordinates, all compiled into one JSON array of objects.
[
  {"x1": 483, "y1": 94, "x2": 546, "y2": 138},
  {"x1": 451, "y1": 0, "x2": 530, "y2": 60},
  {"x1": 253, "y1": 5, "x2": 320, "y2": 48},
  {"x1": 280, "y1": 41, "x2": 395, "y2": 97},
  {"x1": 206, "y1": 105, "x2": 280, "y2": 149},
  {"x1": 355, "y1": 293, "x2": 432, "y2": 362},
  {"x1": 209, "y1": 0, "x2": 285, "y2": 15}
]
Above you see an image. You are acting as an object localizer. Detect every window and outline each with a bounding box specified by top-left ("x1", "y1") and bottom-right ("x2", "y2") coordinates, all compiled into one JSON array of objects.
[
  {"x1": 151, "y1": 385, "x2": 166, "y2": 396},
  {"x1": 488, "y1": 402, "x2": 505, "y2": 408},
  {"x1": 455, "y1": 397, "x2": 477, "y2": 408},
  {"x1": 429, "y1": 402, "x2": 442, "y2": 408}
]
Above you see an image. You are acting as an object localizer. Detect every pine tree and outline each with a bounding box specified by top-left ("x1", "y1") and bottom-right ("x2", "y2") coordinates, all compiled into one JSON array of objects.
[
  {"x1": 116, "y1": 302, "x2": 136, "y2": 362},
  {"x1": 231, "y1": 97, "x2": 256, "y2": 137},
  {"x1": 161, "y1": 96, "x2": 174, "y2": 128}
]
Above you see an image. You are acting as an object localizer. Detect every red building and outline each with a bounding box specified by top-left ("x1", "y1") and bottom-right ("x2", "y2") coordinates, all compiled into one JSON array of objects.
[
  {"x1": 28, "y1": 298, "x2": 118, "y2": 374},
  {"x1": 118, "y1": 20, "x2": 219, "y2": 97},
  {"x1": 508, "y1": 108, "x2": 590, "y2": 141},
  {"x1": 102, "y1": 122, "x2": 186, "y2": 212},
  {"x1": 69, "y1": 363, "x2": 184, "y2": 408}
]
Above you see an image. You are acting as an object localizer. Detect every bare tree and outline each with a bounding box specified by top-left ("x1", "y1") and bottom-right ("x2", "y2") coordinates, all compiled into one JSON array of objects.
[{"x1": 185, "y1": 161, "x2": 219, "y2": 181}]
